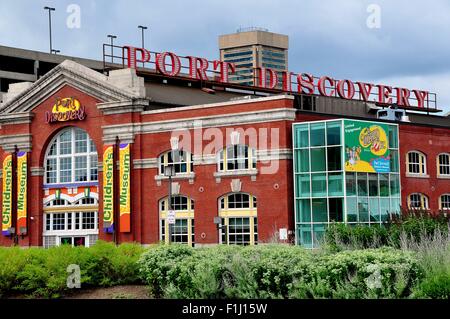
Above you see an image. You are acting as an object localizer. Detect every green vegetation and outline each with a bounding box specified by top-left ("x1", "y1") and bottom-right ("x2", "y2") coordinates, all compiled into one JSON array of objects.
[
  {"x1": 0, "y1": 241, "x2": 144, "y2": 298},
  {"x1": 0, "y1": 212, "x2": 448, "y2": 299}
]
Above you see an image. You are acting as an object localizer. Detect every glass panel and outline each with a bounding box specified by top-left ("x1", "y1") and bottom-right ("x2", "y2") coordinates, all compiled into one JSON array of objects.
[
  {"x1": 295, "y1": 149, "x2": 310, "y2": 173},
  {"x1": 380, "y1": 198, "x2": 390, "y2": 222},
  {"x1": 390, "y1": 197, "x2": 401, "y2": 216},
  {"x1": 390, "y1": 174, "x2": 400, "y2": 197},
  {"x1": 296, "y1": 125, "x2": 309, "y2": 148},
  {"x1": 312, "y1": 198, "x2": 327, "y2": 222},
  {"x1": 327, "y1": 147, "x2": 342, "y2": 171},
  {"x1": 326, "y1": 122, "x2": 341, "y2": 145},
  {"x1": 369, "y1": 198, "x2": 380, "y2": 222},
  {"x1": 346, "y1": 197, "x2": 358, "y2": 222},
  {"x1": 368, "y1": 174, "x2": 379, "y2": 197},
  {"x1": 390, "y1": 150, "x2": 399, "y2": 173},
  {"x1": 389, "y1": 126, "x2": 398, "y2": 148},
  {"x1": 379, "y1": 174, "x2": 389, "y2": 197},
  {"x1": 296, "y1": 199, "x2": 311, "y2": 223},
  {"x1": 358, "y1": 197, "x2": 369, "y2": 222},
  {"x1": 299, "y1": 225, "x2": 312, "y2": 248},
  {"x1": 329, "y1": 198, "x2": 344, "y2": 222},
  {"x1": 310, "y1": 123, "x2": 325, "y2": 146},
  {"x1": 311, "y1": 173, "x2": 327, "y2": 197},
  {"x1": 296, "y1": 174, "x2": 310, "y2": 198},
  {"x1": 328, "y1": 172, "x2": 343, "y2": 196},
  {"x1": 357, "y1": 173, "x2": 368, "y2": 197},
  {"x1": 313, "y1": 224, "x2": 326, "y2": 247},
  {"x1": 346, "y1": 173, "x2": 356, "y2": 196},
  {"x1": 311, "y1": 148, "x2": 326, "y2": 172}
]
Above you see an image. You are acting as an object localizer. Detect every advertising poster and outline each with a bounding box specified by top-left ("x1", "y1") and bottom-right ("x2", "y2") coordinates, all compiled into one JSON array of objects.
[{"x1": 344, "y1": 120, "x2": 390, "y2": 173}]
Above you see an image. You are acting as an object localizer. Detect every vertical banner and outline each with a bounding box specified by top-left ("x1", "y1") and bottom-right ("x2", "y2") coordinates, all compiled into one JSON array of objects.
[
  {"x1": 119, "y1": 143, "x2": 131, "y2": 233},
  {"x1": 16, "y1": 152, "x2": 27, "y2": 235},
  {"x1": 103, "y1": 145, "x2": 114, "y2": 233},
  {"x1": 2, "y1": 154, "x2": 13, "y2": 236}
]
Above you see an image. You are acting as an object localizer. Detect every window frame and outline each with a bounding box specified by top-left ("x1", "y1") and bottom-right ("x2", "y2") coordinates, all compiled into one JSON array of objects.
[
  {"x1": 217, "y1": 144, "x2": 256, "y2": 172},
  {"x1": 408, "y1": 193, "x2": 429, "y2": 210},
  {"x1": 158, "y1": 150, "x2": 193, "y2": 176},
  {"x1": 44, "y1": 128, "x2": 98, "y2": 185},
  {"x1": 406, "y1": 151, "x2": 427, "y2": 176},
  {"x1": 437, "y1": 153, "x2": 450, "y2": 177},
  {"x1": 439, "y1": 194, "x2": 450, "y2": 210}
]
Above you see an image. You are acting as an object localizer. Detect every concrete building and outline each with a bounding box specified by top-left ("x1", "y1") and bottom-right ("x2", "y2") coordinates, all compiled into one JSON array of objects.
[{"x1": 219, "y1": 28, "x2": 288, "y2": 87}]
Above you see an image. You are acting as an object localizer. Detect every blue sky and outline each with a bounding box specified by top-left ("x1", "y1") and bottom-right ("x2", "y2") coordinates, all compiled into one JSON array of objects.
[{"x1": 1, "y1": 0, "x2": 449, "y2": 113}]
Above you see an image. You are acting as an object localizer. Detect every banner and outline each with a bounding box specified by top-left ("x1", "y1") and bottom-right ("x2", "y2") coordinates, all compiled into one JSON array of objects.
[
  {"x1": 16, "y1": 152, "x2": 27, "y2": 235},
  {"x1": 103, "y1": 145, "x2": 114, "y2": 233},
  {"x1": 2, "y1": 154, "x2": 13, "y2": 236},
  {"x1": 344, "y1": 120, "x2": 390, "y2": 173},
  {"x1": 119, "y1": 143, "x2": 131, "y2": 233}
]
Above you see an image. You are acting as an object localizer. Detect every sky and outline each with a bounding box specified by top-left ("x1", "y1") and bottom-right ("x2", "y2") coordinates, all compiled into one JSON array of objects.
[{"x1": 1, "y1": 0, "x2": 449, "y2": 113}]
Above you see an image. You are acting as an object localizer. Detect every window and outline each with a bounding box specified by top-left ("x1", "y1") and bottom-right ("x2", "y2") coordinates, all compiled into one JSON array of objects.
[
  {"x1": 407, "y1": 151, "x2": 427, "y2": 175},
  {"x1": 45, "y1": 128, "x2": 98, "y2": 184},
  {"x1": 219, "y1": 193, "x2": 258, "y2": 245},
  {"x1": 158, "y1": 150, "x2": 193, "y2": 175},
  {"x1": 438, "y1": 153, "x2": 450, "y2": 176},
  {"x1": 218, "y1": 145, "x2": 256, "y2": 172},
  {"x1": 44, "y1": 211, "x2": 99, "y2": 232},
  {"x1": 408, "y1": 193, "x2": 429, "y2": 210},
  {"x1": 440, "y1": 194, "x2": 450, "y2": 210},
  {"x1": 159, "y1": 195, "x2": 194, "y2": 246}
]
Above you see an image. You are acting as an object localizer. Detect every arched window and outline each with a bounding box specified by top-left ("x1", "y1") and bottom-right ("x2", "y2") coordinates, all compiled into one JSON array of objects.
[
  {"x1": 217, "y1": 145, "x2": 256, "y2": 172},
  {"x1": 159, "y1": 195, "x2": 195, "y2": 246},
  {"x1": 437, "y1": 153, "x2": 450, "y2": 177},
  {"x1": 158, "y1": 150, "x2": 193, "y2": 175},
  {"x1": 439, "y1": 194, "x2": 450, "y2": 210},
  {"x1": 45, "y1": 128, "x2": 98, "y2": 184},
  {"x1": 408, "y1": 193, "x2": 429, "y2": 210},
  {"x1": 406, "y1": 151, "x2": 427, "y2": 175},
  {"x1": 218, "y1": 193, "x2": 258, "y2": 245}
]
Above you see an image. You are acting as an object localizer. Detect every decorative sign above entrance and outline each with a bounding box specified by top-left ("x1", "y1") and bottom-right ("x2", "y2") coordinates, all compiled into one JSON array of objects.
[{"x1": 45, "y1": 97, "x2": 86, "y2": 124}]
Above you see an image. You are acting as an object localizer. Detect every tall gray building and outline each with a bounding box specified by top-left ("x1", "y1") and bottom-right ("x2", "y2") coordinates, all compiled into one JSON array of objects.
[{"x1": 219, "y1": 28, "x2": 289, "y2": 87}]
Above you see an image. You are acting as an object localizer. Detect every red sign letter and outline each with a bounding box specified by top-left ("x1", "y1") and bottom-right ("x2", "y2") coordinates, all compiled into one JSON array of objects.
[
  {"x1": 297, "y1": 73, "x2": 315, "y2": 95},
  {"x1": 318, "y1": 76, "x2": 335, "y2": 97},
  {"x1": 213, "y1": 60, "x2": 236, "y2": 83},
  {"x1": 356, "y1": 82, "x2": 374, "y2": 102},
  {"x1": 395, "y1": 87, "x2": 411, "y2": 107},
  {"x1": 337, "y1": 79, "x2": 355, "y2": 100},
  {"x1": 282, "y1": 71, "x2": 294, "y2": 92},
  {"x1": 156, "y1": 52, "x2": 181, "y2": 77},
  {"x1": 257, "y1": 68, "x2": 278, "y2": 89},
  {"x1": 187, "y1": 56, "x2": 209, "y2": 81},
  {"x1": 412, "y1": 90, "x2": 429, "y2": 108},
  {"x1": 376, "y1": 84, "x2": 393, "y2": 104},
  {"x1": 124, "y1": 46, "x2": 151, "y2": 69}
]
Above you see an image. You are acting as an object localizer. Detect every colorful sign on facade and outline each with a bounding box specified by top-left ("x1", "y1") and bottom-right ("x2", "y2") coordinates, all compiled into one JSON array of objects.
[
  {"x1": 119, "y1": 143, "x2": 131, "y2": 233},
  {"x1": 2, "y1": 154, "x2": 13, "y2": 236},
  {"x1": 344, "y1": 120, "x2": 390, "y2": 173},
  {"x1": 45, "y1": 97, "x2": 86, "y2": 123},
  {"x1": 16, "y1": 152, "x2": 27, "y2": 235},
  {"x1": 103, "y1": 145, "x2": 114, "y2": 233}
]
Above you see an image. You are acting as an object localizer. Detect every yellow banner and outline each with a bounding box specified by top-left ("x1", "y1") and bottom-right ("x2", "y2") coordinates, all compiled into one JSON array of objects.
[
  {"x1": 103, "y1": 145, "x2": 114, "y2": 233},
  {"x1": 2, "y1": 154, "x2": 13, "y2": 236},
  {"x1": 119, "y1": 143, "x2": 131, "y2": 233},
  {"x1": 16, "y1": 152, "x2": 27, "y2": 235}
]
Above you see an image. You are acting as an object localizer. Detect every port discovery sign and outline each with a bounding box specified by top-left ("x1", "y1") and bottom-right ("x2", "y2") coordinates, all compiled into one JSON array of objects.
[{"x1": 119, "y1": 45, "x2": 435, "y2": 111}]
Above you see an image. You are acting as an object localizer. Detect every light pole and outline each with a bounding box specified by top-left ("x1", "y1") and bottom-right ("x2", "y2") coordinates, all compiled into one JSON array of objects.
[
  {"x1": 138, "y1": 25, "x2": 148, "y2": 67},
  {"x1": 107, "y1": 35, "x2": 117, "y2": 63},
  {"x1": 44, "y1": 7, "x2": 56, "y2": 54}
]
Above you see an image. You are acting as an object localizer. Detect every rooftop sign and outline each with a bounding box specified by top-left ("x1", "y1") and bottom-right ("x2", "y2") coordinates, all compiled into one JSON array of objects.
[{"x1": 103, "y1": 45, "x2": 438, "y2": 112}]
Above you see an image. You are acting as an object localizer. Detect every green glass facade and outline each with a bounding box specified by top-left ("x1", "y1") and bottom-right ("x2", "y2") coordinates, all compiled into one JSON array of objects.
[{"x1": 293, "y1": 120, "x2": 401, "y2": 248}]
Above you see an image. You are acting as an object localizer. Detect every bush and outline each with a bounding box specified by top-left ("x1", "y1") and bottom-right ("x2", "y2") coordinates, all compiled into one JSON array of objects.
[
  {"x1": 0, "y1": 241, "x2": 144, "y2": 298},
  {"x1": 138, "y1": 244, "x2": 422, "y2": 299}
]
